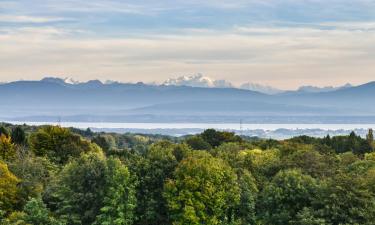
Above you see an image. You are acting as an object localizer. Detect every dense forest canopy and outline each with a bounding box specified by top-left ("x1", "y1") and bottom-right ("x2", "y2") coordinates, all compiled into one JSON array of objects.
[{"x1": 0, "y1": 123, "x2": 375, "y2": 224}]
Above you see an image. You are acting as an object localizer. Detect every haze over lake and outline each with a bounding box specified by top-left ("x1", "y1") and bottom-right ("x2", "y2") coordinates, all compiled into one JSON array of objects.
[{"x1": 5, "y1": 121, "x2": 374, "y2": 139}]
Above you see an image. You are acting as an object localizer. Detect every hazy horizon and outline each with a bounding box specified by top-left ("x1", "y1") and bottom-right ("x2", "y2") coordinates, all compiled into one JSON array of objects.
[
  {"x1": 0, "y1": 74, "x2": 366, "y2": 91},
  {"x1": 1, "y1": 0, "x2": 375, "y2": 89}
]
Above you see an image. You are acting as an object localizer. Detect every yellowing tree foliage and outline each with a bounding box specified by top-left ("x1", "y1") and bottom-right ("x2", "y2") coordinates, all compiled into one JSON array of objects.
[
  {"x1": 0, "y1": 134, "x2": 15, "y2": 161},
  {"x1": 0, "y1": 160, "x2": 20, "y2": 214}
]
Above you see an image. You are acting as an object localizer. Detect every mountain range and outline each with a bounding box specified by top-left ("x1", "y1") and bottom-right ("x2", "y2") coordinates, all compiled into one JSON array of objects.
[
  {"x1": 0, "y1": 77, "x2": 373, "y2": 123},
  {"x1": 162, "y1": 74, "x2": 352, "y2": 95}
]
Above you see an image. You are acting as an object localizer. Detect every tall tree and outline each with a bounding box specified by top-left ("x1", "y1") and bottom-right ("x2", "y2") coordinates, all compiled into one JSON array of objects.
[
  {"x1": 54, "y1": 152, "x2": 107, "y2": 224},
  {"x1": 0, "y1": 134, "x2": 15, "y2": 161},
  {"x1": 94, "y1": 157, "x2": 137, "y2": 225},
  {"x1": 133, "y1": 142, "x2": 179, "y2": 225},
  {"x1": 29, "y1": 126, "x2": 100, "y2": 164},
  {"x1": 11, "y1": 126, "x2": 26, "y2": 145},
  {"x1": 314, "y1": 173, "x2": 375, "y2": 224},
  {"x1": 22, "y1": 197, "x2": 60, "y2": 225},
  {"x1": 257, "y1": 169, "x2": 320, "y2": 225},
  {"x1": 0, "y1": 160, "x2": 20, "y2": 215},
  {"x1": 164, "y1": 151, "x2": 240, "y2": 225},
  {"x1": 0, "y1": 126, "x2": 10, "y2": 138},
  {"x1": 367, "y1": 128, "x2": 374, "y2": 151}
]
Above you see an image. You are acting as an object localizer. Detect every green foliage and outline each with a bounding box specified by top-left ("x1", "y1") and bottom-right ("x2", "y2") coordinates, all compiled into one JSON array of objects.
[
  {"x1": 164, "y1": 151, "x2": 240, "y2": 225},
  {"x1": 257, "y1": 169, "x2": 319, "y2": 225},
  {"x1": 201, "y1": 129, "x2": 242, "y2": 148},
  {"x1": 242, "y1": 148, "x2": 281, "y2": 185},
  {"x1": 51, "y1": 151, "x2": 137, "y2": 225},
  {"x1": 92, "y1": 134, "x2": 116, "y2": 152},
  {"x1": 2, "y1": 125, "x2": 375, "y2": 225},
  {"x1": 133, "y1": 141, "x2": 179, "y2": 225},
  {"x1": 8, "y1": 147, "x2": 55, "y2": 207},
  {"x1": 213, "y1": 142, "x2": 244, "y2": 168},
  {"x1": 329, "y1": 131, "x2": 373, "y2": 155},
  {"x1": 22, "y1": 197, "x2": 60, "y2": 225},
  {"x1": 11, "y1": 126, "x2": 26, "y2": 145},
  {"x1": 53, "y1": 151, "x2": 108, "y2": 224},
  {"x1": 236, "y1": 169, "x2": 258, "y2": 225},
  {"x1": 184, "y1": 136, "x2": 211, "y2": 150},
  {"x1": 367, "y1": 128, "x2": 374, "y2": 151},
  {"x1": 94, "y1": 157, "x2": 137, "y2": 225},
  {"x1": 280, "y1": 144, "x2": 338, "y2": 178},
  {"x1": 291, "y1": 208, "x2": 327, "y2": 225},
  {"x1": 314, "y1": 173, "x2": 375, "y2": 224},
  {"x1": 0, "y1": 126, "x2": 10, "y2": 138},
  {"x1": 29, "y1": 126, "x2": 100, "y2": 164}
]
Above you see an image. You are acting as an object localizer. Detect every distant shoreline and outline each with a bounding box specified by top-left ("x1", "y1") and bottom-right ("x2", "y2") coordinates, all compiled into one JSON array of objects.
[{"x1": 3, "y1": 121, "x2": 374, "y2": 139}]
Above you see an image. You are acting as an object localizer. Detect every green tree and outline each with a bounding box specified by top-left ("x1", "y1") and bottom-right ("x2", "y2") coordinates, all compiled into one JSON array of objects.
[
  {"x1": 291, "y1": 208, "x2": 326, "y2": 225},
  {"x1": 8, "y1": 147, "x2": 55, "y2": 207},
  {"x1": 94, "y1": 157, "x2": 137, "y2": 225},
  {"x1": 22, "y1": 197, "x2": 60, "y2": 225},
  {"x1": 52, "y1": 152, "x2": 137, "y2": 225},
  {"x1": 367, "y1": 128, "x2": 374, "y2": 151},
  {"x1": 92, "y1": 134, "x2": 116, "y2": 153},
  {"x1": 201, "y1": 129, "x2": 241, "y2": 148},
  {"x1": 213, "y1": 142, "x2": 244, "y2": 169},
  {"x1": 184, "y1": 136, "x2": 211, "y2": 151},
  {"x1": 0, "y1": 126, "x2": 10, "y2": 138},
  {"x1": 133, "y1": 142, "x2": 179, "y2": 225},
  {"x1": 29, "y1": 126, "x2": 100, "y2": 164},
  {"x1": 314, "y1": 173, "x2": 375, "y2": 224},
  {"x1": 257, "y1": 169, "x2": 319, "y2": 225},
  {"x1": 236, "y1": 169, "x2": 258, "y2": 225},
  {"x1": 164, "y1": 151, "x2": 240, "y2": 225},
  {"x1": 11, "y1": 126, "x2": 26, "y2": 145},
  {"x1": 242, "y1": 149, "x2": 281, "y2": 186},
  {"x1": 54, "y1": 152, "x2": 107, "y2": 224},
  {"x1": 280, "y1": 145, "x2": 338, "y2": 178}
]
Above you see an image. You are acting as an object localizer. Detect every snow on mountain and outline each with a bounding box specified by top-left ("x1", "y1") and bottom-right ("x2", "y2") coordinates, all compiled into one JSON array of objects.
[
  {"x1": 240, "y1": 82, "x2": 283, "y2": 95},
  {"x1": 163, "y1": 74, "x2": 282, "y2": 94},
  {"x1": 41, "y1": 77, "x2": 79, "y2": 85},
  {"x1": 39, "y1": 75, "x2": 353, "y2": 95},
  {"x1": 297, "y1": 83, "x2": 352, "y2": 93},
  {"x1": 163, "y1": 74, "x2": 233, "y2": 88}
]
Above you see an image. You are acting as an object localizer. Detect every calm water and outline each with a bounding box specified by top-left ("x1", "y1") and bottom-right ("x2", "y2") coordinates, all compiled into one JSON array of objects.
[{"x1": 6, "y1": 121, "x2": 375, "y2": 131}]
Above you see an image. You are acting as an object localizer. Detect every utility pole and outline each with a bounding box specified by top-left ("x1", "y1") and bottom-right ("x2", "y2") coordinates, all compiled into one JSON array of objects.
[{"x1": 240, "y1": 119, "x2": 243, "y2": 136}]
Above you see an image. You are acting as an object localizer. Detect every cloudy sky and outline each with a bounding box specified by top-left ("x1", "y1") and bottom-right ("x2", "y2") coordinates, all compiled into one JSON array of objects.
[{"x1": 1, "y1": 0, "x2": 375, "y2": 88}]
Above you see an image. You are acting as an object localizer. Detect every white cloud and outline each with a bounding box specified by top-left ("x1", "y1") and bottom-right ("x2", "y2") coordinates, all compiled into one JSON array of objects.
[
  {"x1": 0, "y1": 15, "x2": 70, "y2": 23},
  {"x1": 1, "y1": 21, "x2": 375, "y2": 88}
]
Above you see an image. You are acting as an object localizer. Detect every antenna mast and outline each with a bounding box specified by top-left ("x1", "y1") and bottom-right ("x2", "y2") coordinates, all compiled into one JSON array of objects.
[{"x1": 240, "y1": 119, "x2": 243, "y2": 136}]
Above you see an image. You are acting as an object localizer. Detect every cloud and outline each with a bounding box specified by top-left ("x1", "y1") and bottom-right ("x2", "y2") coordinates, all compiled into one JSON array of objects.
[
  {"x1": 0, "y1": 15, "x2": 71, "y2": 23},
  {"x1": 1, "y1": 0, "x2": 375, "y2": 88},
  {"x1": 1, "y1": 22, "x2": 375, "y2": 88}
]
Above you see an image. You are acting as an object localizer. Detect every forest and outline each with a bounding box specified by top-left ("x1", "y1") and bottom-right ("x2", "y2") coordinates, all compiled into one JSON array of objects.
[{"x1": 1, "y1": 123, "x2": 375, "y2": 225}]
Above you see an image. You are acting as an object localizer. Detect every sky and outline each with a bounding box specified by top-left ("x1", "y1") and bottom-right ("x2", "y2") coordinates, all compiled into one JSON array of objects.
[{"x1": 1, "y1": 0, "x2": 375, "y2": 89}]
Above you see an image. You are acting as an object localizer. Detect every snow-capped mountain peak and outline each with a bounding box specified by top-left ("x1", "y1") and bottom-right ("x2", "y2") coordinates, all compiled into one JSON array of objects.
[
  {"x1": 163, "y1": 74, "x2": 233, "y2": 88},
  {"x1": 240, "y1": 82, "x2": 283, "y2": 94}
]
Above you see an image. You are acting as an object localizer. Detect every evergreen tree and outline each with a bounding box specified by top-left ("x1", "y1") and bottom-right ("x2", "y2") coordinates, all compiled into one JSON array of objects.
[
  {"x1": 11, "y1": 126, "x2": 26, "y2": 145},
  {"x1": 22, "y1": 197, "x2": 60, "y2": 225}
]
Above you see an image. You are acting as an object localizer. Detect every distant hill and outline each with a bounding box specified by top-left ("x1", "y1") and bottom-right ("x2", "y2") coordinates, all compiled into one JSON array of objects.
[{"x1": 0, "y1": 78, "x2": 374, "y2": 122}]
